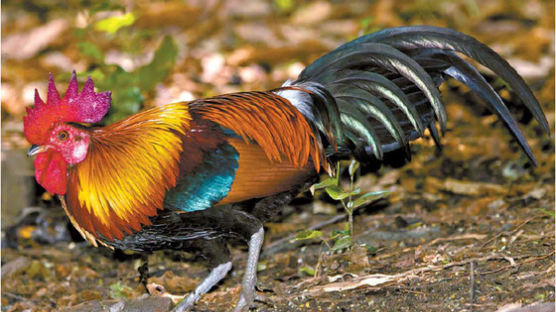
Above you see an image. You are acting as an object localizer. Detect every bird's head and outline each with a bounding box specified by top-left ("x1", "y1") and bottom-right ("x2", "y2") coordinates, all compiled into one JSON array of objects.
[{"x1": 23, "y1": 72, "x2": 111, "y2": 195}]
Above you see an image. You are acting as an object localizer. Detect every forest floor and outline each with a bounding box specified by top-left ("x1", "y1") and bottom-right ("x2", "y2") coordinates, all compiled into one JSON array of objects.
[{"x1": 2, "y1": 1, "x2": 554, "y2": 311}]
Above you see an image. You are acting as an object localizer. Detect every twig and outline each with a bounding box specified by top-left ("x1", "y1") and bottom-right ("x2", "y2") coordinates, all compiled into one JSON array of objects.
[
  {"x1": 478, "y1": 264, "x2": 513, "y2": 275},
  {"x1": 305, "y1": 252, "x2": 548, "y2": 295},
  {"x1": 427, "y1": 233, "x2": 487, "y2": 246},
  {"x1": 374, "y1": 233, "x2": 486, "y2": 262},
  {"x1": 3, "y1": 292, "x2": 36, "y2": 305},
  {"x1": 373, "y1": 247, "x2": 414, "y2": 261},
  {"x1": 503, "y1": 255, "x2": 517, "y2": 267},
  {"x1": 469, "y1": 261, "x2": 475, "y2": 306},
  {"x1": 518, "y1": 250, "x2": 555, "y2": 265},
  {"x1": 508, "y1": 229, "x2": 524, "y2": 246},
  {"x1": 398, "y1": 288, "x2": 427, "y2": 295},
  {"x1": 478, "y1": 251, "x2": 553, "y2": 275},
  {"x1": 480, "y1": 216, "x2": 539, "y2": 249},
  {"x1": 464, "y1": 302, "x2": 497, "y2": 308}
]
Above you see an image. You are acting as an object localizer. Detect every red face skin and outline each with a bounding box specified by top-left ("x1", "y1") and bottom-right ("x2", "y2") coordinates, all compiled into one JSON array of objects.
[
  {"x1": 45, "y1": 123, "x2": 90, "y2": 165},
  {"x1": 33, "y1": 124, "x2": 90, "y2": 195}
]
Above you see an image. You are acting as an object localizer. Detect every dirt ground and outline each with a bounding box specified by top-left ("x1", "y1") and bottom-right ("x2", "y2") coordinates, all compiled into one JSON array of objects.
[{"x1": 1, "y1": 1, "x2": 555, "y2": 312}]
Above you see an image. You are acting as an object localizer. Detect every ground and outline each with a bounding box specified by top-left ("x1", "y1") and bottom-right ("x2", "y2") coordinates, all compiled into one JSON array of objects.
[{"x1": 1, "y1": 1, "x2": 554, "y2": 312}]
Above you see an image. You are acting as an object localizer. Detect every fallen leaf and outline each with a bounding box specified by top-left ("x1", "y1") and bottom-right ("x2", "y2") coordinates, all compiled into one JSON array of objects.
[{"x1": 2, "y1": 19, "x2": 68, "y2": 60}]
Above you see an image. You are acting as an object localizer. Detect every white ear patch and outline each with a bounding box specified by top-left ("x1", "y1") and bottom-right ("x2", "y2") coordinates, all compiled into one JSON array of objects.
[{"x1": 72, "y1": 143, "x2": 88, "y2": 162}]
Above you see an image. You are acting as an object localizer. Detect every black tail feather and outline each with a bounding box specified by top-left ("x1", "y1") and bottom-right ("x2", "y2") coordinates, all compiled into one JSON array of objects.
[
  {"x1": 277, "y1": 26, "x2": 547, "y2": 167},
  {"x1": 363, "y1": 26, "x2": 550, "y2": 135}
]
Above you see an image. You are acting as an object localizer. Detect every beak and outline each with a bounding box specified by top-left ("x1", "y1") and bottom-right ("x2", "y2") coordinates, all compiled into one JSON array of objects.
[{"x1": 27, "y1": 145, "x2": 47, "y2": 156}]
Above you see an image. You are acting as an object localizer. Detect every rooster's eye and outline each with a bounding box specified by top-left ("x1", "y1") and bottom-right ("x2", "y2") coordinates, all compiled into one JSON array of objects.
[{"x1": 57, "y1": 130, "x2": 69, "y2": 141}]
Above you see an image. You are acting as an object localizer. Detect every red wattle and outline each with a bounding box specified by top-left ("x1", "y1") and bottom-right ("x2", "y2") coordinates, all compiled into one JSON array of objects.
[{"x1": 34, "y1": 150, "x2": 67, "y2": 195}]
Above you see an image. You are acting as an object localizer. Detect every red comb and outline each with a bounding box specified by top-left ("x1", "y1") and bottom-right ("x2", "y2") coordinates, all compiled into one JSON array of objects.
[{"x1": 23, "y1": 71, "x2": 111, "y2": 144}]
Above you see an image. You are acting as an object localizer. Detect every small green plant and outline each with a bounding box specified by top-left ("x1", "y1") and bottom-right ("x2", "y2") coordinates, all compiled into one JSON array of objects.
[{"x1": 296, "y1": 160, "x2": 389, "y2": 252}]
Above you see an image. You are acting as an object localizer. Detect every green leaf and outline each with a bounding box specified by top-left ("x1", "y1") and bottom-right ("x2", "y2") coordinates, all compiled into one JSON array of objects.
[
  {"x1": 78, "y1": 42, "x2": 104, "y2": 63},
  {"x1": 311, "y1": 177, "x2": 338, "y2": 193},
  {"x1": 351, "y1": 190, "x2": 389, "y2": 208},
  {"x1": 94, "y1": 12, "x2": 136, "y2": 34},
  {"x1": 100, "y1": 65, "x2": 136, "y2": 89},
  {"x1": 298, "y1": 265, "x2": 315, "y2": 276},
  {"x1": 330, "y1": 226, "x2": 349, "y2": 240},
  {"x1": 538, "y1": 208, "x2": 555, "y2": 217},
  {"x1": 274, "y1": 0, "x2": 295, "y2": 12},
  {"x1": 348, "y1": 160, "x2": 360, "y2": 177},
  {"x1": 331, "y1": 235, "x2": 352, "y2": 251},
  {"x1": 325, "y1": 185, "x2": 360, "y2": 200},
  {"x1": 104, "y1": 86, "x2": 143, "y2": 124},
  {"x1": 293, "y1": 230, "x2": 323, "y2": 242},
  {"x1": 360, "y1": 17, "x2": 374, "y2": 31},
  {"x1": 137, "y1": 36, "x2": 178, "y2": 91}
]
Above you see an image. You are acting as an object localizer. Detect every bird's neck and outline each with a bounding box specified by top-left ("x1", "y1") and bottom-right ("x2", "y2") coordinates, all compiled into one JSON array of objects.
[{"x1": 64, "y1": 103, "x2": 192, "y2": 241}]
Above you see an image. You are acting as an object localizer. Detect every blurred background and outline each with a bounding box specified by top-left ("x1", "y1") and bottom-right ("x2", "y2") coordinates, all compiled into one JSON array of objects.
[{"x1": 1, "y1": 0, "x2": 554, "y2": 311}]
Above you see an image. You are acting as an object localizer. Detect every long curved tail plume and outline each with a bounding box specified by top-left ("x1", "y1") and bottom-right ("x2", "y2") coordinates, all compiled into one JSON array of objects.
[{"x1": 277, "y1": 26, "x2": 549, "y2": 167}]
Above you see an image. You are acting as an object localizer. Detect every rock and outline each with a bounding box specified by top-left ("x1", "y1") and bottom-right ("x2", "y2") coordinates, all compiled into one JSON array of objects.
[{"x1": 1, "y1": 149, "x2": 36, "y2": 225}]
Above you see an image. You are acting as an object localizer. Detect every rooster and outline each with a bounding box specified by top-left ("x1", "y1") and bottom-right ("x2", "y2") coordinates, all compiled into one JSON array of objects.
[{"x1": 24, "y1": 26, "x2": 548, "y2": 311}]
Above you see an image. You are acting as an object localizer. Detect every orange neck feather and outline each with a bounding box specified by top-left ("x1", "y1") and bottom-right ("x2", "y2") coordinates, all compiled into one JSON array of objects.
[{"x1": 65, "y1": 103, "x2": 191, "y2": 241}]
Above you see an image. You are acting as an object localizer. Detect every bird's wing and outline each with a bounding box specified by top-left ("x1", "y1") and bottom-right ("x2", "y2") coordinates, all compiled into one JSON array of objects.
[{"x1": 189, "y1": 92, "x2": 327, "y2": 205}]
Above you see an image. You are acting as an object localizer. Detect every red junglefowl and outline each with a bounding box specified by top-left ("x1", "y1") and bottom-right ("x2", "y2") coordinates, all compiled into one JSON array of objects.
[{"x1": 24, "y1": 26, "x2": 548, "y2": 311}]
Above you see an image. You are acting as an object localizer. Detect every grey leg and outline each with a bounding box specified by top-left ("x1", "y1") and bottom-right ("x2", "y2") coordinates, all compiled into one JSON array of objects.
[
  {"x1": 234, "y1": 227, "x2": 264, "y2": 312},
  {"x1": 173, "y1": 261, "x2": 233, "y2": 312}
]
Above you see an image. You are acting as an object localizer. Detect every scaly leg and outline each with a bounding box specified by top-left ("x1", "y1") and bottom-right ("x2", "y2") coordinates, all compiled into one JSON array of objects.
[
  {"x1": 173, "y1": 261, "x2": 233, "y2": 312},
  {"x1": 234, "y1": 226, "x2": 264, "y2": 312},
  {"x1": 103, "y1": 207, "x2": 265, "y2": 311}
]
